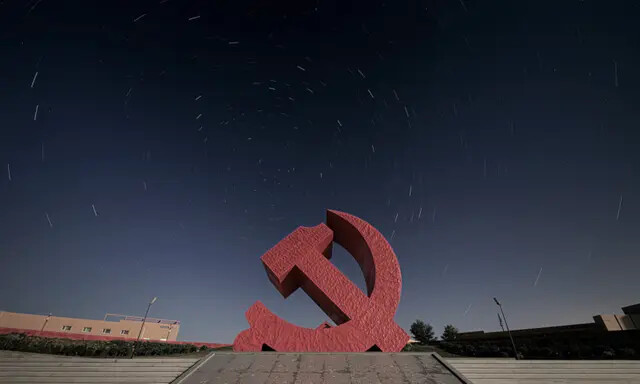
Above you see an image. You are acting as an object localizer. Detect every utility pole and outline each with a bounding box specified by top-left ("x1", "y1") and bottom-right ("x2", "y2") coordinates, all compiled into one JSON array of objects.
[
  {"x1": 493, "y1": 297, "x2": 519, "y2": 360},
  {"x1": 41, "y1": 313, "x2": 52, "y2": 332},
  {"x1": 130, "y1": 297, "x2": 157, "y2": 358},
  {"x1": 166, "y1": 321, "x2": 179, "y2": 341}
]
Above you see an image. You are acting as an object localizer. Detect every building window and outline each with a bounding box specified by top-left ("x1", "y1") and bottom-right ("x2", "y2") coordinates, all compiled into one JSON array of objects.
[
  {"x1": 102, "y1": 329, "x2": 111, "y2": 334},
  {"x1": 120, "y1": 330, "x2": 129, "y2": 335},
  {"x1": 61, "y1": 325, "x2": 72, "y2": 331},
  {"x1": 82, "y1": 327, "x2": 92, "y2": 333}
]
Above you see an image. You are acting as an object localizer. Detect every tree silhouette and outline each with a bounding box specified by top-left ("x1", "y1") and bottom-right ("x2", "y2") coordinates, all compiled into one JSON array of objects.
[
  {"x1": 441, "y1": 324, "x2": 459, "y2": 342},
  {"x1": 410, "y1": 319, "x2": 435, "y2": 345}
]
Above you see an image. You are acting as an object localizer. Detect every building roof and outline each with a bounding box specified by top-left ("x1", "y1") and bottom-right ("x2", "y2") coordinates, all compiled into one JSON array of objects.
[
  {"x1": 622, "y1": 303, "x2": 640, "y2": 315},
  {"x1": 458, "y1": 322, "x2": 597, "y2": 341},
  {"x1": 103, "y1": 313, "x2": 180, "y2": 324}
]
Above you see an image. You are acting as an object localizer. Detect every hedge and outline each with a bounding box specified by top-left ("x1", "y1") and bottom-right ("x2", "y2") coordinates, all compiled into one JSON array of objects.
[
  {"x1": 436, "y1": 328, "x2": 640, "y2": 360},
  {"x1": 0, "y1": 333, "x2": 205, "y2": 357},
  {"x1": 439, "y1": 340, "x2": 638, "y2": 360}
]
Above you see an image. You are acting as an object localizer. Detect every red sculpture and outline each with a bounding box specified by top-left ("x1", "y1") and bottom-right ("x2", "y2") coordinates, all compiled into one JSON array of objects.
[{"x1": 233, "y1": 210, "x2": 409, "y2": 352}]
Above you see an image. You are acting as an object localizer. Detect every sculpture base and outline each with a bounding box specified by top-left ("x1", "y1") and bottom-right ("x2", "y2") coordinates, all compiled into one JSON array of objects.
[{"x1": 175, "y1": 351, "x2": 470, "y2": 384}]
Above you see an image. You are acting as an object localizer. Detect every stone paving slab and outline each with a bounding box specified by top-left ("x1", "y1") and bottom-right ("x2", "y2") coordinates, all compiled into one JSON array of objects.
[{"x1": 176, "y1": 352, "x2": 468, "y2": 384}]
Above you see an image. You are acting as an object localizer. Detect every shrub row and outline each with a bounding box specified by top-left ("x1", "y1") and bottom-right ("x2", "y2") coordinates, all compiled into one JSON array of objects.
[
  {"x1": 435, "y1": 328, "x2": 640, "y2": 360},
  {"x1": 0, "y1": 333, "x2": 207, "y2": 357},
  {"x1": 439, "y1": 341, "x2": 638, "y2": 360}
]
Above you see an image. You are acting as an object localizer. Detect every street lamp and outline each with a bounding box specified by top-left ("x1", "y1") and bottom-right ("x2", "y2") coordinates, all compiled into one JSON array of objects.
[
  {"x1": 41, "y1": 313, "x2": 52, "y2": 332},
  {"x1": 493, "y1": 297, "x2": 519, "y2": 360},
  {"x1": 130, "y1": 297, "x2": 157, "y2": 358},
  {"x1": 166, "y1": 321, "x2": 177, "y2": 341},
  {"x1": 497, "y1": 312, "x2": 505, "y2": 332}
]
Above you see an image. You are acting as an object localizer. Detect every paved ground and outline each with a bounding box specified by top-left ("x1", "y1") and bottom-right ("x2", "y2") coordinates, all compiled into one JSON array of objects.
[
  {"x1": 9, "y1": 350, "x2": 639, "y2": 383},
  {"x1": 447, "y1": 357, "x2": 640, "y2": 384},
  {"x1": 0, "y1": 351, "x2": 199, "y2": 383},
  {"x1": 175, "y1": 352, "x2": 467, "y2": 384}
]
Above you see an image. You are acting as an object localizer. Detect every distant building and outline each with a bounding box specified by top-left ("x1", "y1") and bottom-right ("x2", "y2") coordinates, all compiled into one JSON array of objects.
[
  {"x1": 0, "y1": 311, "x2": 180, "y2": 342},
  {"x1": 592, "y1": 303, "x2": 640, "y2": 331},
  {"x1": 458, "y1": 303, "x2": 639, "y2": 343}
]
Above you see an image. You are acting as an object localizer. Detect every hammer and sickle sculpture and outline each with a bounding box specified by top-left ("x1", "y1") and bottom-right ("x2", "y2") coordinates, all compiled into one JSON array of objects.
[{"x1": 234, "y1": 210, "x2": 410, "y2": 352}]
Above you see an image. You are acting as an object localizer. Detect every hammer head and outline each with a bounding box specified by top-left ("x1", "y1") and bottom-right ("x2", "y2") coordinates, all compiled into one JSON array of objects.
[{"x1": 261, "y1": 223, "x2": 333, "y2": 298}]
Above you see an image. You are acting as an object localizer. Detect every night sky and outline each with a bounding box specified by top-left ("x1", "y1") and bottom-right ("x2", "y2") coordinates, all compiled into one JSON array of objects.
[{"x1": 1, "y1": 0, "x2": 640, "y2": 344}]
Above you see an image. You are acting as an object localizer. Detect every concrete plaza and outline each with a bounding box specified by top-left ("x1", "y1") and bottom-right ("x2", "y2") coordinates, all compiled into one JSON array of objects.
[{"x1": 175, "y1": 352, "x2": 467, "y2": 384}]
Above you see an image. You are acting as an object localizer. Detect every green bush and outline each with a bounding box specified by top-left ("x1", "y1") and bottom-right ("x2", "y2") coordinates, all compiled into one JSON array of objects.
[
  {"x1": 617, "y1": 348, "x2": 636, "y2": 358},
  {"x1": 440, "y1": 341, "x2": 464, "y2": 355},
  {"x1": 601, "y1": 348, "x2": 616, "y2": 359},
  {"x1": 437, "y1": 326, "x2": 640, "y2": 360},
  {"x1": 402, "y1": 343, "x2": 414, "y2": 352},
  {"x1": 0, "y1": 333, "x2": 199, "y2": 358},
  {"x1": 0, "y1": 333, "x2": 24, "y2": 350}
]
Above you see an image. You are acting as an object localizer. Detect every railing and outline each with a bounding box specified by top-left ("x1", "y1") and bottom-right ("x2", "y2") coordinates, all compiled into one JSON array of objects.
[{"x1": 103, "y1": 313, "x2": 180, "y2": 325}]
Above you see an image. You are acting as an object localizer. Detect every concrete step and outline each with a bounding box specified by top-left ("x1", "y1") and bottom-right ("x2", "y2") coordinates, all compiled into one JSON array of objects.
[
  {"x1": 0, "y1": 351, "x2": 198, "y2": 384},
  {"x1": 447, "y1": 358, "x2": 640, "y2": 384}
]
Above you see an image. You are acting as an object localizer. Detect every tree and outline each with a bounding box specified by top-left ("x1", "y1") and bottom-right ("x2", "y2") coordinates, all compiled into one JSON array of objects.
[
  {"x1": 441, "y1": 324, "x2": 459, "y2": 342},
  {"x1": 410, "y1": 319, "x2": 435, "y2": 345}
]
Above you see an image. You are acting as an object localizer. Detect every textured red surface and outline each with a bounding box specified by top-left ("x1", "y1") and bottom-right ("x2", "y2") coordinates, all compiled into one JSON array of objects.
[
  {"x1": 234, "y1": 210, "x2": 409, "y2": 352},
  {"x1": 0, "y1": 327, "x2": 230, "y2": 349}
]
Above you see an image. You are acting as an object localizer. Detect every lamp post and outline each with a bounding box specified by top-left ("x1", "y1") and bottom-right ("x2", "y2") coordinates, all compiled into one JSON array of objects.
[
  {"x1": 130, "y1": 297, "x2": 157, "y2": 358},
  {"x1": 493, "y1": 297, "x2": 519, "y2": 360},
  {"x1": 41, "y1": 313, "x2": 52, "y2": 332},
  {"x1": 166, "y1": 321, "x2": 178, "y2": 341}
]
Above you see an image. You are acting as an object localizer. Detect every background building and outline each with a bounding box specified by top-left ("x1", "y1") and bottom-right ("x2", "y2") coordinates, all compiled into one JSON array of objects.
[
  {"x1": 459, "y1": 303, "x2": 639, "y2": 342},
  {"x1": 594, "y1": 304, "x2": 640, "y2": 331},
  {"x1": 0, "y1": 311, "x2": 180, "y2": 342}
]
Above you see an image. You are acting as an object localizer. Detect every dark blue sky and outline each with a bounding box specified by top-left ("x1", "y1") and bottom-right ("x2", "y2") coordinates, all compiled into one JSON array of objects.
[{"x1": 1, "y1": 0, "x2": 639, "y2": 343}]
